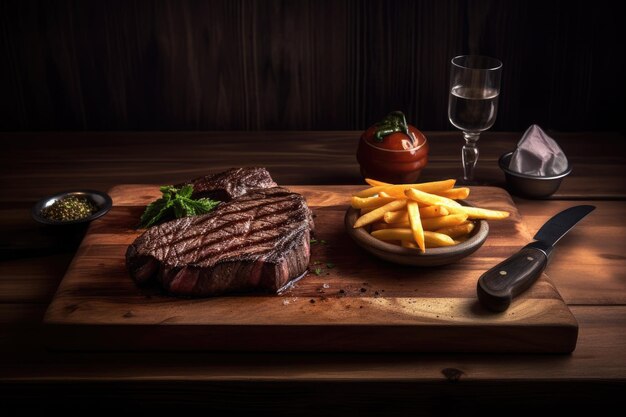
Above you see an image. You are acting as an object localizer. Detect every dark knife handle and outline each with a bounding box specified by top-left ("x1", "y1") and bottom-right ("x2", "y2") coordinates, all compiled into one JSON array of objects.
[{"x1": 477, "y1": 244, "x2": 548, "y2": 312}]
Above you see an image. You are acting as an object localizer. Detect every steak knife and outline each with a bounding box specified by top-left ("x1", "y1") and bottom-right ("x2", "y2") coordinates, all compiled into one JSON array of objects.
[{"x1": 477, "y1": 205, "x2": 595, "y2": 312}]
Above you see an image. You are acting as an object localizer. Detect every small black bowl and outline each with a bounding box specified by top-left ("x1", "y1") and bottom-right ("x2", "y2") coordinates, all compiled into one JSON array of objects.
[
  {"x1": 498, "y1": 152, "x2": 572, "y2": 199},
  {"x1": 32, "y1": 190, "x2": 112, "y2": 225}
]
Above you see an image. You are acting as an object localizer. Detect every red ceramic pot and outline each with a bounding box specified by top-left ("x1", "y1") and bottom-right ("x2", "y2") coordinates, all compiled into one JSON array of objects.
[{"x1": 357, "y1": 120, "x2": 429, "y2": 184}]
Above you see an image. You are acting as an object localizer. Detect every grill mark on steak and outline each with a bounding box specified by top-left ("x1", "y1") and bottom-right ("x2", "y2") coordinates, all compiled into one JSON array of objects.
[
  {"x1": 145, "y1": 197, "x2": 302, "y2": 263},
  {"x1": 163, "y1": 213, "x2": 304, "y2": 267},
  {"x1": 126, "y1": 184, "x2": 314, "y2": 296},
  {"x1": 155, "y1": 195, "x2": 299, "y2": 251},
  {"x1": 172, "y1": 205, "x2": 306, "y2": 262},
  {"x1": 191, "y1": 217, "x2": 304, "y2": 264}
]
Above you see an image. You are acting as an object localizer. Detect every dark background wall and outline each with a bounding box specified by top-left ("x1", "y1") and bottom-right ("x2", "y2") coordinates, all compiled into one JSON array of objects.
[{"x1": 1, "y1": 0, "x2": 624, "y2": 132}]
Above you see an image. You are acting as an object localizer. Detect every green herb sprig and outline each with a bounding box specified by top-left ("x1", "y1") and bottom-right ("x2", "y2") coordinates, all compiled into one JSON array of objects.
[
  {"x1": 139, "y1": 185, "x2": 220, "y2": 228},
  {"x1": 373, "y1": 110, "x2": 413, "y2": 144}
]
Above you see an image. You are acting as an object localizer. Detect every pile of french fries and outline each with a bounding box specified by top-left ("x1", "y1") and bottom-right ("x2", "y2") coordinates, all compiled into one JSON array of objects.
[{"x1": 351, "y1": 178, "x2": 509, "y2": 252}]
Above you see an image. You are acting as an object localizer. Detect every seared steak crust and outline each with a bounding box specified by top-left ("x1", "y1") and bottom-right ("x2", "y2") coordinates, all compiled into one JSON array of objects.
[
  {"x1": 178, "y1": 167, "x2": 277, "y2": 201},
  {"x1": 126, "y1": 187, "x2": 313, "y2": 296}
]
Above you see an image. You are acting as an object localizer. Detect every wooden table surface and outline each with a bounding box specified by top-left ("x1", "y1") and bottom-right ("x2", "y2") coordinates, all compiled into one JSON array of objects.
[{"x1": 1, "y1": 131, "x2": 625, "y2": 413}]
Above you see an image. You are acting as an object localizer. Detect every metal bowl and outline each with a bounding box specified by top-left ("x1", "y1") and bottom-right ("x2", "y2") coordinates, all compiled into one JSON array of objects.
[
  {"x1": 498, "y1": 152, "x2": 572, "y2": 199},
  {"x1": 344, "y1": 200, "x2": 489, "y2": 266},
  {"x1": 32, "y1": 190, "x2": 112, "y2": 226}
]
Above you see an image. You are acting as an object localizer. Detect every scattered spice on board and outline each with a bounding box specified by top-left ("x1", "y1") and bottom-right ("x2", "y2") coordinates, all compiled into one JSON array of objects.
[
  {"x1": 40, "y1": 196, "x2": 98, "y2": 222},
  {"x1": 310, "y1": 238, "x2": 328, "y2": 245}
]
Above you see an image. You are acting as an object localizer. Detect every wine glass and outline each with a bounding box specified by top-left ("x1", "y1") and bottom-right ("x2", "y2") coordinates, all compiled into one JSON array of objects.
[{"x1": 448, "y1": 55, "x2": 502, "y2": 183}]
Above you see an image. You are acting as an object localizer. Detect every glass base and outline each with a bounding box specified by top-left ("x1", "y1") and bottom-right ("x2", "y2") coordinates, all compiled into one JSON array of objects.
[
  {"x1": 456, "y1": 175, "x2": 490, "y2": 186},
  {"x1": 456, "y1": 178, "x2": 480, "y2": 186}
]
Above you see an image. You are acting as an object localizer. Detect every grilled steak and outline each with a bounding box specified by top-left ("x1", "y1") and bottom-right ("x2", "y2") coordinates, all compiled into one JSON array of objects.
[
  {"x1": 178, "y1": 167, "x2": 277, "y2": 201},
  {"x1": 126, "y1": 187, "x2": 314, "y2": 296}
]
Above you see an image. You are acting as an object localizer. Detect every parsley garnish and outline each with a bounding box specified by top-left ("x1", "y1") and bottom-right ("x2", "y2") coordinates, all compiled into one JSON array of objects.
[{"x1": 139, "y1": 185, "x2": 220, "y2": 228}]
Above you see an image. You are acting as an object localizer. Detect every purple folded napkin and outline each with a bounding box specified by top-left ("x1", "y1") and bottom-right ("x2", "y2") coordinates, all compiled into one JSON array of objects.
[{"x1": 509, "y1": 124, "x2": 568, "y2": 176}]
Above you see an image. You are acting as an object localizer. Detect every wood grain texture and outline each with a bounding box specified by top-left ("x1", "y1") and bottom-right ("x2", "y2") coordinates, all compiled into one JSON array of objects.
[
  {"x1": 1, "y1": 0, "x2": 624, "y2": 131},
  {"x1": 43, "y1": 185, "x2": 578, "y2": 352},
  {"x1": 2, "y1": 305, "x2": 624, "y2": 380},
  {"x1": 1, "y1": 131, "x2": 625, "y2": 203}
]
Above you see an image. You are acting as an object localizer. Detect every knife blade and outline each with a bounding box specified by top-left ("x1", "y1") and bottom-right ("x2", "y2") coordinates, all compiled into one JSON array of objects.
[{"x1": 477, "y1": 205, "x2": 595, "y2": 312}]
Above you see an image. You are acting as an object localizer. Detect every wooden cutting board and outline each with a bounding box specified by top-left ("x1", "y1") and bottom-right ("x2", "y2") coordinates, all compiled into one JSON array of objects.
[{"x1": 43, "y1": 185, "x2": 578, "y2": 353}]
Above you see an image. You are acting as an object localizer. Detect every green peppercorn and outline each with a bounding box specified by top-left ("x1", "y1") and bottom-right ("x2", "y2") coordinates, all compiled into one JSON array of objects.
[{"x1": 40, "y1": 196, "x2": 98, "y2": 222}]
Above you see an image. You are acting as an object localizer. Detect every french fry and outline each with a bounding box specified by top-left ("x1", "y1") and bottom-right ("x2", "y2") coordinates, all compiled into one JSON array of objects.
[
  {"x1": 420, "y1": 205, "x2": 449, "y2": 218},
  {"x1": 402, "y1": 240, "x2": 419, "y2": 249},
  {"x1": 351, "y1": 195, "x2": 397, "y2": 209},
  {"x1": 378, "y1": 191, "x2": 393, "y2": 198},
  {"x1": 353, "y1": 199, "x2": 407, "y2": 228},
  {"x1": 384, "y1": 210, "x2": 408, "y2": 224},
  {"x1": 384, "y1": 206, "x2": 449, "y2": 224},
  {"x1": 421, "y1": 214, "x2": 468, "y2": 231},
  {"x1": 423, "y1": 231, "x2": 456, "y2": 247},
  {"x1": 435, "y1": 221, "x2": 475, "y2": 238},
  {"x1": 405, "y1": 187, "x2": 462, "y2": 207},
  {"x1": 376, "y1": 188, "x2": 413, "y2": 199},
  {"x1": 440, "y1": 204, "x2": 510, "y2": 220},
  {"x1": 373, "y1": 229, "x2": 456, "y2": 248},
  {"x1": 371, "y1": 221, "x2": 410, "y2": 230},
  {"x1": 392, "y1": 221, "x2": 410, "y2": 228},
  {"x1": 371, "y1": 222, "x2": 390, "y2": 231},
  {"x1": 436, "y1": 187, "x2": 470, "y2": 200},
  {"x1": 378, "y1": 180, "x2": 457, "y2": 199},
  {"x1": 407, "y1": 201, "x2": 425, "y2": 252},
  {"x1": 354, "y1": 185, "x2": 391, "y2": 198},
  {"x1": 365, "y1": 178, "x2": 390, "y2": 187},
  {"x1": 355, "y1": 179, "x2": 456, "y2": 198},
  {"x1": 371, "y1": 228, "x2": 413, "y2": 241}
]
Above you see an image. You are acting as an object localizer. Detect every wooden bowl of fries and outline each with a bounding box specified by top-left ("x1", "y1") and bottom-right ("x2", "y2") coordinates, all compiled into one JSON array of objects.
[{"x1": 344, "y1": 179, "x2": 509, "y2": 266}]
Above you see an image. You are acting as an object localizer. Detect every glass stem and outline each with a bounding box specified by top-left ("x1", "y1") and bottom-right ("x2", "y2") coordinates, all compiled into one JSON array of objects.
[{"x1": 462, "y1": 132, "x2": 480, "y2": 182}]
